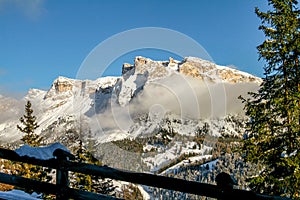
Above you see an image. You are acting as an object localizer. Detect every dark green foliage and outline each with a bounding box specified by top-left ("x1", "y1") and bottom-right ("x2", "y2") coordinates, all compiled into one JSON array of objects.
[
  {"x1": 240, "y1": 0, "x2": 300, "y2": 198},
  {"x1": 112, "y1": 128, "x2": 178, "y2": 154},
  {"x1": 146, "y1": 128, "x2": 178, "y2": 146},
  {"x1": 16, "y1": 101, "x2": 52, "y2": 198},
  {"x1": 112, "y1": 138, "x2": 144, "y2": 153},
  {"x1": 149, "y1": 150, "x2": 259, "y2": 200},
  {"x1": 17, "y1": 101, "x2": 41, "y2": 147},
  {"x1": 71, "y1": 141, "x2": 116, "y2": 196}
]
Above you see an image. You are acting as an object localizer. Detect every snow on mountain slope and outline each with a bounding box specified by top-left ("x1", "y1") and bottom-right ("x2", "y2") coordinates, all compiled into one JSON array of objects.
[
  {"x1": 0, "y1": 76, "x2": 119, "y2": 144},
  {"x1": 0, "y1": 56, "x2": 260, "y2": 146}
]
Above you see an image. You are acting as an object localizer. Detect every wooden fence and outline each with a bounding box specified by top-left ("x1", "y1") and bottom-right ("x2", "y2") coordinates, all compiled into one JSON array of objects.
[{"x1": 0, "y1": 147, "x2": 290, "y2": 200}]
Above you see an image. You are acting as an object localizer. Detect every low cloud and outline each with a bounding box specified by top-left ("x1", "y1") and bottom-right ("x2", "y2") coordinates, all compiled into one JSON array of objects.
[
  {"x1": 89, "y1": 74, "x2": 259, "y2": 134},
  {"x1": 0, "y1": 86, "x2": 27, "y2": 100},
  {"x1": 0, "y1": 95, "x2": 24, "y2": 123},
  {"x1": 130, "y1": 74, "x2": 258, "y2": 118}
]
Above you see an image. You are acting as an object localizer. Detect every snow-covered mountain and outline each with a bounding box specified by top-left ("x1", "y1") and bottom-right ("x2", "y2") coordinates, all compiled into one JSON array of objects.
[
  {"x1": 0, "y1": 56, "x2": 260, "y2": 144},
  {"x1": 0, "y1": 76, "x2": 118, "y2": 144},
  {"x1": 0, "y1": 56, "x2": 261, "y2": 175}
]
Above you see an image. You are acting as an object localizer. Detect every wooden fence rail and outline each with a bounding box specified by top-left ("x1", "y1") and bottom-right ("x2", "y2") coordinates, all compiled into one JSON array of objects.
[{"x1": 0, "y1": 147, "x2": 290, "y2": 200}]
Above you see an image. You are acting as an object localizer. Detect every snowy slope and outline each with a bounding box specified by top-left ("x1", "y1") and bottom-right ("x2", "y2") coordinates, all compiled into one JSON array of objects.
[
  {"x1": 0, "y1": 76, "x2": 119, "y2": 144},
  {"x1": 0, "y1": 56, "x2": 260, "y2": 146}
]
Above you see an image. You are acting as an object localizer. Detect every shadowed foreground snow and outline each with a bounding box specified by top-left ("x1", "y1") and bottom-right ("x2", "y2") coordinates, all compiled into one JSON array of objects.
[
  {"x1": 0, "y1": 143, "x2": 68, "y2": 199},
  {"x1": 15, "y1": 142, "x2": 69, "y2": 160},
  {"x1": 0, "y1": 190, "x2": 41, "y2": 200}
]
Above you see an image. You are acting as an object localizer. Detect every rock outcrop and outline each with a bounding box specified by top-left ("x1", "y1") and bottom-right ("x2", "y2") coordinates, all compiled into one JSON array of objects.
[
  {"x1": 116, "y1": 56, "x2": 261, "y2": 106},
  {"x1": 178, "y1": 57, "x2": 261, "y2": 84},
  {"x1": 54, "y1": 77, "x2": 73, "y2": 92},
  {"x1": 44, "y1": 77, "x2": 75, "y2": 99},
  {"x1": 133, "y1": 56, "x2": 170, "y2": 80},
  {"x1": 121, "y1": 56, "x2": 261, "y2": 84}
]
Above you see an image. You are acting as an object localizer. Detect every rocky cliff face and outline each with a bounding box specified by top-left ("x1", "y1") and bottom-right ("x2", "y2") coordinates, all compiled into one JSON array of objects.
[
  {"x1": 133, "y1": 56, "x2": 171, "y2": 80},
  {"x1": 115, "y1": 56, "x2": 261, "y2": 107},
  {"x1": 130, "y1": 56, "x2": 261, "y2": 84},
  {"x1": 54, "y1": 77, "x2": 73, "y2": 92},
  {"x1": 44, "y1": 77, "x2": 75, "y2": 99},
  {"x1": 179, "y1": 57, "x2": 216, "y2": 81}
]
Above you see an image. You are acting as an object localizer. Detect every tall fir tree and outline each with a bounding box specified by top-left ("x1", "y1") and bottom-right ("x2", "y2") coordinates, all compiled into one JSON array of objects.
[
  {"x1": 16, "y1": 100, "x2": 52, "y2": 195},
  {"x1": 17, "y1": 100, "x2": 41, "y2": 147},
  {"x1": 240, "y1": 0, "x2": 300, "y2": 198}
]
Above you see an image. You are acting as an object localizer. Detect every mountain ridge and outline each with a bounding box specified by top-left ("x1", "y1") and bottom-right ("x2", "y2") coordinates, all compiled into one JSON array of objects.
[{"x1": 0, "y1": 56, "x2": 260, "y2": 145}]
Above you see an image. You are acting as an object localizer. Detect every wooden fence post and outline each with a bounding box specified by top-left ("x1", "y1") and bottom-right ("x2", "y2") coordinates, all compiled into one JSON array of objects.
[
  {"x1": 53, "y1": 149, "x2": 75, "y2": 200},
  {"x1": 215, "y1": 172, "x2": 258, "y2": 200}
]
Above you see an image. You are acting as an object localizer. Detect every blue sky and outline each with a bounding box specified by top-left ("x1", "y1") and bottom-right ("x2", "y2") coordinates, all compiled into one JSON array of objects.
[{"x1": 0, "y1": 0, "x2": 268, "y2": 97}]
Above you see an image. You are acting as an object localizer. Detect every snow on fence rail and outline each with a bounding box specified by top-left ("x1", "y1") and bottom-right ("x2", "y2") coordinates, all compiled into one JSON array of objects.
[{"x1": 0, "y1": 145, "x2": 291, "y2": 200}]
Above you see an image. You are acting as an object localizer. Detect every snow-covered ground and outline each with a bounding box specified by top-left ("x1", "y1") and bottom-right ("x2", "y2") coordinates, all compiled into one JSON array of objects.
[
  {"x1": 15, "y1": 142, "x2": 69, "y2": 160},
  {"x1": 143, "y1": 140, "x2": 213, "y2": 172},
  {"x1": 0, "y1": 143, "x2": 69, "y2": 200},
  {"x1": 0, "y1": 190, "x2": 41, "y2": 200}
]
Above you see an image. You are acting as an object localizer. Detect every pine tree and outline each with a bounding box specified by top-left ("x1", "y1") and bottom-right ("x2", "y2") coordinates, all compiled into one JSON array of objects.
[
  {"x1": 16, "y1": 100, "x2": 52, "y2": 194},
  {"x1": 17, "y1": 100, "x2": 41, "y2": 147},
  {"x1": 240, "y1": 0, "x2": 300, "y2": 198}
]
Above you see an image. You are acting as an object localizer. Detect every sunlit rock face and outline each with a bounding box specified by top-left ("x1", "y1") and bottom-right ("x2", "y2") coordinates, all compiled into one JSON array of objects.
[
  {"x1": 179, "y1": 57, "x2": 261, "y2": 84},
  {"x1": 126, "y1": 56, "x2": 261, "y2": 84},
  {"x1": 133, "y1": 56, "x2": 169, "y2": 80},
  {"x1": 54, "y1": 78, "x2": 73, "y2": 93},
  {"x1": 117, "y1": 56, "x2": 261, "y2": 107},
  {"x1": 44, "y1": 77, "x2": 75, "y2": 100}
]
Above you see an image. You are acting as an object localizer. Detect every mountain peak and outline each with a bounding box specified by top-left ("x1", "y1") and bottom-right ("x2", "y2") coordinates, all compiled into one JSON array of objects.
[
  {"x1": 43, "y1": 76, "x2": 75, "y2": 99},
  {"x1": 121, "y1": 56, "x2": 261, "y2": 84},
  {"x1": 53, "y1": 76, "x2": 74, "y2": 92}
]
